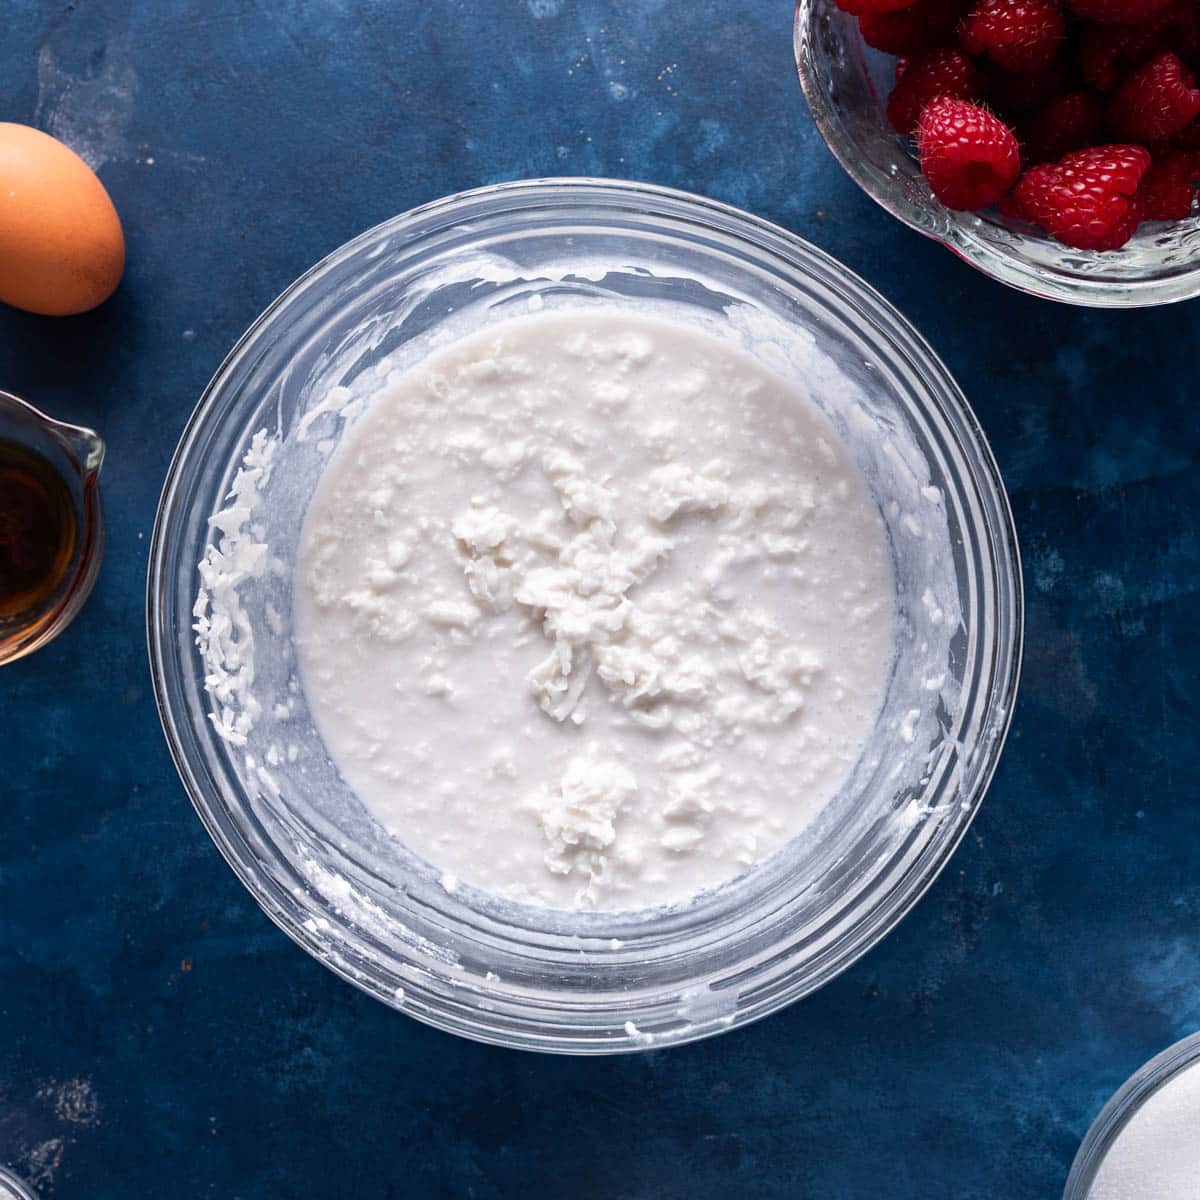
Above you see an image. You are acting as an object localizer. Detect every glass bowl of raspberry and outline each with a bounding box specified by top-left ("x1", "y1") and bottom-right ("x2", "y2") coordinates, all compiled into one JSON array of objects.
[{"x1": 795, "y1": 0, "x2": 1200, "y2": 307}]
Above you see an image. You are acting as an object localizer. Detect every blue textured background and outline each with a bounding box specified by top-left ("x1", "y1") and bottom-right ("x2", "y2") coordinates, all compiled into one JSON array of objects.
[{"x1": 2, "y1": 2, "x2": 1198, "y2": 1197}]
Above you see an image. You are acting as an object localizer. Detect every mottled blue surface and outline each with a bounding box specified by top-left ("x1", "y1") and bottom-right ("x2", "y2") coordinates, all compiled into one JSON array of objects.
[{"x1": 2, "y1": 1, "x2": 1198, "y2": 1197}]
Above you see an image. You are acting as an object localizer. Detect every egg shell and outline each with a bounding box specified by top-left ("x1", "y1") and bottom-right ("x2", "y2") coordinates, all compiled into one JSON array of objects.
[{"x1": 0, "y1": 122, "x2": 125, "y2": 316}]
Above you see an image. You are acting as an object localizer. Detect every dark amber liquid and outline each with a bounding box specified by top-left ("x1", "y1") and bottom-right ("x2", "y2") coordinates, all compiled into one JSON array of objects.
[{"x1": 0, "y1": 437, "x2": 77, "y2": 629}]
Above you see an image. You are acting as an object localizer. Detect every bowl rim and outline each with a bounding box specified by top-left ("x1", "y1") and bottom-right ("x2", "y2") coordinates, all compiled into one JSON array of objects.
[
  {"x1": 0, "y1": 1167, "x2": 37, "y2": 1200},
  {"x1": 793, "y1": 0, "x2": 1200, "y2": 309},
  {"x1": 147, "y1": 176, "x2": 1024, "y2": 1052},
  {"x1": 1065, "y1": 1027, "x2": 1200, "y2": 1195},
  {"x1": 1063, "y1": 1030, "x2": 1200, "y2": 1198}
]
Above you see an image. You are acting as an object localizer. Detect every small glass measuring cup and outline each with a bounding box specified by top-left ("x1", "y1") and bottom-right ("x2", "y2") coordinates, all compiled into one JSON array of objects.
[{"x1": 0, "y1": 389, "x2": 105, "y2": 665}]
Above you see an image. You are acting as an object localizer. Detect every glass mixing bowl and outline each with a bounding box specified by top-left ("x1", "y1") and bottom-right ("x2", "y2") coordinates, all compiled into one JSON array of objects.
[
  {"x1": 794, "y1": 0, "x2": 1200, "y2": 308},
  {"x1": 148, "y1": 178, "x2": 1022, "y2": 1053},
  {"x1": 1063, "y1": 1031, "x2": 1200, "y2": 1198},
  {"x1": 0, "y1": 1167, "x2": 36, "y2": 1200}
]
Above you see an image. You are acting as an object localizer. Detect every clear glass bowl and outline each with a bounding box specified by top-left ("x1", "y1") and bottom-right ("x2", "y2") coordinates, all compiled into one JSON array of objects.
[
  {"x1": 1064, "y1": 1031, "x2": 1200, "y2": 1198},
  {"x1": 148, "y1": 178, "x2": 1022, "y2": 1053},
  {"x1": 0, "y1": 1166, "x2": 37, "y2": 1200},
  {"x1": 794, "y1": 0, "x2": 1200, "y2": 308}
]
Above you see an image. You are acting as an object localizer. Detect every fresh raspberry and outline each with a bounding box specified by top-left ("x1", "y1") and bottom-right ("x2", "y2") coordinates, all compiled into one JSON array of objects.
[
  {"x1": 1169, "y1": 2, "x2": 1200, "y2": 62},
  {"x1": 887, "y1": 46, "x2": 982, "y2": 132},
  {"x1": 917, "y1": 97, "x2": 1022, "y2": 207},
  {"x1": 860, "y1": 0, "x2": 966, "y2": 55},
  {"x1": 1173, "y1": 118, "x2": 1200, "y2": 149},
  {"x1": 1138, "y1": 149, "x2": 1199, "y2": 218},
  {"x1": 1065, "y1": 0, "x2": 1174, "y2": 22},
  {"x1": 1023, "y1": 90, "x2": 1105, "y2": 162},
  {"x1": 1011, "y1": 143, "x2": 1151, "y2": 249},
  {"x1": 1159, "y1": 2, "x2": 1200, "y2": 57},
  {"x1": 835, "y1": 0, "x2": 923, "y2": 15},
  {"x1": 1078, "y1": 5, "x2": 1200, "y2": 90},
  {"x1": 960, "y1": 0, "x2": 1066, "y2": 72},
  {"x1": 1078, "y1": 21, "x2": 1166, "y2": 92},
  {"x1": 986, "y1": 60, "x2": 1073, "y2": 117},
  {"x1": 1108, "y1": 52, "x2": 1200, "y2": 142},
  {"x1": 997, "y1": 187, "x2": 1028, "y2": 217}
]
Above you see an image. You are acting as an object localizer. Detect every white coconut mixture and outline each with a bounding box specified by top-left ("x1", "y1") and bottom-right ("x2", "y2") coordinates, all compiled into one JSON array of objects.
[{"x1": 292, "y1": 310, "x2": 896, "y2": 911}]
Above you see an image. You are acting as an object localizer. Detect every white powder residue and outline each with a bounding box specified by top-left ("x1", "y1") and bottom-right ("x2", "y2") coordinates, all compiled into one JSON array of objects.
[
  {"x1": 20, "y1": 1138, "x2": 63, "y2": 1190},
  {"x1": 36, "y1": 1077, "x2": 99, "y2": 1127},
  {"x1": 293, "y1": 311, "x2": 896, "y2": 911},
  {"x1": 299, "y1": 856, "x2": 458, "y2": 966},
  {"x1": 35, "y1": 41, "x2": 136, "y2": 171},
  {"x1": 1089, "y1": 1059, "x2": 1200, "y2": 1200}
]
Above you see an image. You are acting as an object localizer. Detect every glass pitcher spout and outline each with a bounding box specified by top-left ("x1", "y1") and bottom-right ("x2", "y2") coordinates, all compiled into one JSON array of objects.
[
  {"x1": 58, "y1": 419, "x2": 105, "y2": 476},
  {"x1": 0, "y1": 388, "x2": 105, "y2": 477}
]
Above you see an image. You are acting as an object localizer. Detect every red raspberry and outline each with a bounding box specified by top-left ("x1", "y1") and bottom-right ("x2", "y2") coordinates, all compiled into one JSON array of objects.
[
  {"x1": 960, "y1": 0, "x2": 1066, "y2": 72},
  {"x1": 1159, "y1": 3, "x2": 1200, "y2": 62},
  {"x1": 835, "y1": 0, "x2": 923, "y2": 15},
  {"x1": 1173, "y1": 118, "x2": 1200, "y2": 149},
  {"x1": 997, "y1": 188, "x2": 1028, "y2": 218},
  {"x1": 1024, "y1": 90, "x2": 1105, "y2": 162},
  {"x1": 1078, "y1": 21, "x2": 1166, "y2": 93},
  {"x1": 1065, "y1": 0, "x2": 1173, "y2": 22},
  {"x1": 1108, "y1": 52, "x2": 1200, "y2": 142},
  {"x1": 1138, "y1": 149, "x2": 1199, "y2": 218},
  {"x1": 986, "y1": 60, "x2": 1073, "y2": 117},
  {"x1": 860, "y1": 0, "x2": 966, "y2": 55},
  {"x1": 887, "y1": 46, "x2": 982, "y2": 132},
  {"x1": 917, "y1": 97, "x2": 1022, "y2": 208},
  {"x1": 1171, "y1": 4, "x2": 1200, "y2": 62},
  {"x1": 1011, "y1": 143, "x2": 1151, "y2": 249}
]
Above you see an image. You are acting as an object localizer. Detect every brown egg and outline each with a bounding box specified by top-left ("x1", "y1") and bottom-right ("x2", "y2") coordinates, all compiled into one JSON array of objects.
[{"x1": 0, "y1": 122, "x2": 125, "y2": 316}]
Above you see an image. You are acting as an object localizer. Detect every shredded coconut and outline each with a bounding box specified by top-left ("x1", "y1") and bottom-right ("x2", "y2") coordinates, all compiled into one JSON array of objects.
[
  {"x1": 291, "y1": 312, "x2": 896, "y2": 910},
  {"x1": 193, "y1": 431, "x2": 277, "y2": 746}
]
